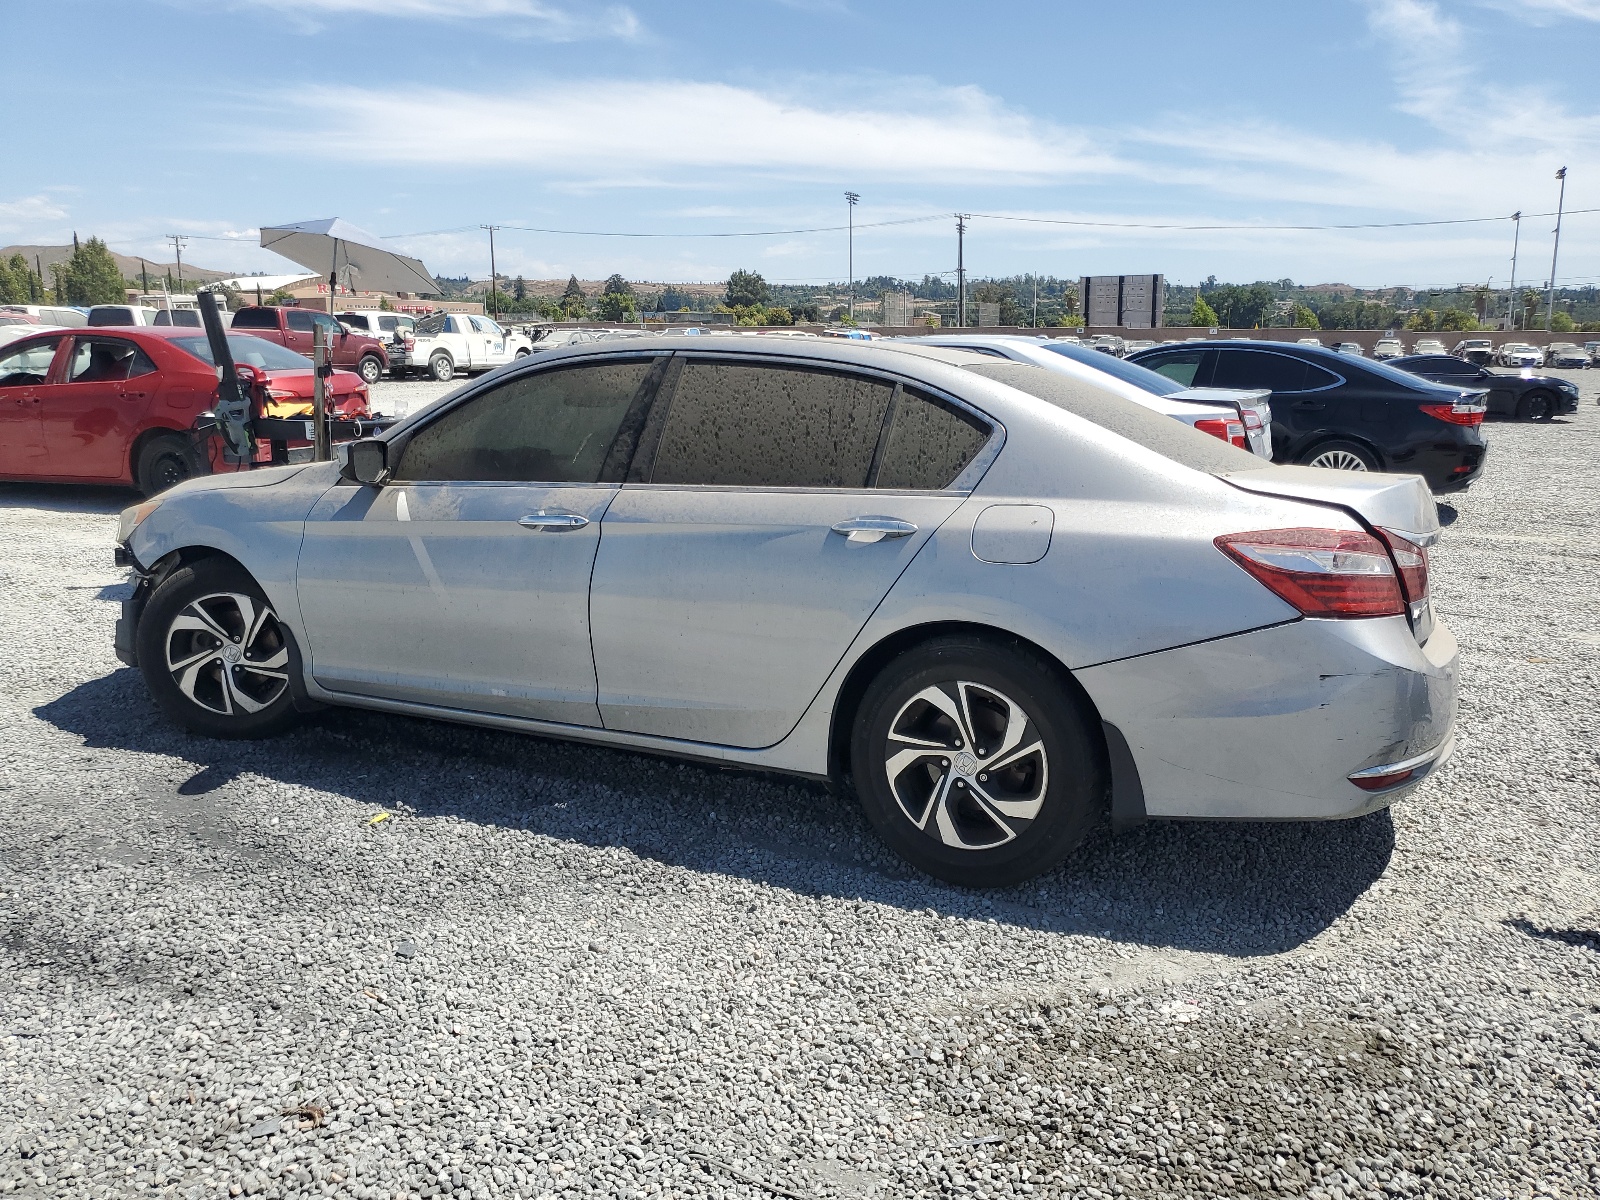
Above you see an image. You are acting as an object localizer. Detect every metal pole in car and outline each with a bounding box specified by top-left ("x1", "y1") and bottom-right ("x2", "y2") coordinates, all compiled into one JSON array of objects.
[
  {"x1": 1544, "y1": 168, "x2": 1567, "y2": 333},
  {"x1": 312, "y1": 323, "x2": 331, "y2": 462}
]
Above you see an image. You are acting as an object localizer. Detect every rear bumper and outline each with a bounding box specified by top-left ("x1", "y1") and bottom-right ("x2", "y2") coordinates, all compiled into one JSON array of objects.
[
  {"x1": 1077, "y1": 615, "x2": 1459, "y2": 820},
  {"x1": 1424, "y1": 440, "x2": 1487, "y2": 493}
]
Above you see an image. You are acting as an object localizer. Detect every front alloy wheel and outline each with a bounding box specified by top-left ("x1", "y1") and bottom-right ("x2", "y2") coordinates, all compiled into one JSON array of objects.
[{"x1": 164, "y1": 592, "x2": 289, "y2": 717}]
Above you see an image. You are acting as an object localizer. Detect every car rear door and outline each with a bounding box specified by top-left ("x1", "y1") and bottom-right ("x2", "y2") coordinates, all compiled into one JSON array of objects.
[
  {"x1": 295, "y1": 355, "x2": 665, "y2": 724},
  {"x1": 0, "y1": 335, "x2": 68, "y2": 476},
  {"x1": 40, "y1": 335, "x2": 162, "y2": 480},
  {"x1": 1134, "y1": 346, "x2": 1215, "y2": 389},
  {"x1": 587, "y1": 356, "x2": 994, "y2": 748}
]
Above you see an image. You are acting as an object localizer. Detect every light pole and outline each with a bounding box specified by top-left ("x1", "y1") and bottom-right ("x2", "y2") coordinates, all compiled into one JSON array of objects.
[
  {"x1": 844, "y1": 192, "x2": 859, "y2": 323},
  {"x1": 481, "y1": 225, "x2": 501, "y2": 320},
  {"x1": 1507, "y1": 211, "x2": 1521, "y2": 330},
  {"x1": 168, "y1": 235, "x2": 188, "y2": 291},
  {"x1": 1544, "y1": 167, "x2": 1567, "y2": 332},
  {"x1": 956, "y1": 214, "x2": 967, "y2": 328}
]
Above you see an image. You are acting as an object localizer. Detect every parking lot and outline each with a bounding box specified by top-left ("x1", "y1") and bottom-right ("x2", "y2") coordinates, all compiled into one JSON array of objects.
[{"x1": 2, "y1": 371, "x2": 1598, "y2": 1200}]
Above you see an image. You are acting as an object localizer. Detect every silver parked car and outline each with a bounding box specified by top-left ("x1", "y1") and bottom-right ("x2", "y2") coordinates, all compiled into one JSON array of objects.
[
  {"x1": 114, "y1": 338, "x2": 1458, "y2": 886},
  {"x1": 899, "y1": 333, "x2": 1274, "y2": 458}
]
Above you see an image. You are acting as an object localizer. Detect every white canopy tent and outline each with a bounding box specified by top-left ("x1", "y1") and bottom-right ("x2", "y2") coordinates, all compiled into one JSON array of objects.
[{"x1": 259, "y1": 218, "x2": 440, "y2": 297}]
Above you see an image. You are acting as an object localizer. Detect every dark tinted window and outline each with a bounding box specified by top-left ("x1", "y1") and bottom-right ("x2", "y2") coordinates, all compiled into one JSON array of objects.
[
  {"x1": 875, "y1": 388, "x2": 990, "y2": 490},
  {"x1": 286, "y1": 311, "x2": 316, "y2": 332},
  {"x1": 0, "y1": 337, "x2": 64, "y2": 386},
  {"x1": 1211, "y1": 349, "x2": 1308, "y2": 392},
  {"x1": 396, "y1": 359, "x2": 655, "y2": 483},
  {"x1": 650, "y1": 361, "x2": 892, "y2": 488},
  {"x1": 1302, "y1": 362, "x2": 1341, "y2": 389},
  {"x1": 378, "y1": 316, "x2": 399, "y2": 332},
  {"x1": 1139, "y1": 348, "x2": 1210, "y2": 387},
  {"x1": 231, "y1": 307, "x2": 277, "y2": 328},
  {"x1": 87, "y1": 307, "x2": 135, "y2": 326},
  {"x1": 67, "y1": 338, "x2": 156, "y2": 382},
  {"x1": 1420, "y1": 356, "x2": 1473, "y2": 374}
]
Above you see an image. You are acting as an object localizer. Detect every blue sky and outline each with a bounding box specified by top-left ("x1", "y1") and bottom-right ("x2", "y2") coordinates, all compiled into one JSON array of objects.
[{"x1": 6, "y1": 0, "x2": 1598, "y2": 289}]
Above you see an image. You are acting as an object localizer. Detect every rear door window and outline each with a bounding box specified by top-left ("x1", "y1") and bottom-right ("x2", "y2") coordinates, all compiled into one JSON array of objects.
[
  {"x1": 648, "y1": 360, "x2": 893, "y2": 489},
  {"x1": 1211, "y1": 349, "x2": 1308, "y2": 392},
  {"x1": 231, "y1": 308, "x2": 277, "y2": 328},
  {"x1": 875, "y1": 387, "x2": 990, "y2": 490},
  {"x1": 66, "y1": 338, "x2": 157, "y2": 382},
  {"x1": 1300, "y1": 362, "x2": 1341, "y2": 390},
  {"x1": 1139, "y1": 348, "x2": 1212, "y2": 387},
  {"x1": 395, "y1": 359, "x2": 658, "y2": 483}
]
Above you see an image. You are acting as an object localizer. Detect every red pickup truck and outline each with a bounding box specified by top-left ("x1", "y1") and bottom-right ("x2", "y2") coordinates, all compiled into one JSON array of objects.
[{"x1": 231, "y1": 306, "x2": 389, "y2": 384}]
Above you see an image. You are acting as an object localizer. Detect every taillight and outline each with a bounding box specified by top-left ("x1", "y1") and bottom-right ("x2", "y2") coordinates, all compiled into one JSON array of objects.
[
  {"x1": 1420, "y1": 396, "x2": 1486, "y2": 426},
  {"x1": 1374, "y1": 529, "x2": 1428, "y2": 607},
  {"x1": 1215, "y1": 528, "x2": 1404, "y2": 618},
  {"x1": 1240, "y1": 409, "x2": 1263, "y2": 432},
  {"x1": 1194, "y1": 416, "x2": 1249, "y2": 449}
]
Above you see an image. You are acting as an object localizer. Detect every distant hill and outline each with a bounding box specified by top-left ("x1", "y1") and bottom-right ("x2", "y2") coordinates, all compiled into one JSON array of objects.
[{"x1": 0, "y1": 244, "x2": 234, "y2": 285}]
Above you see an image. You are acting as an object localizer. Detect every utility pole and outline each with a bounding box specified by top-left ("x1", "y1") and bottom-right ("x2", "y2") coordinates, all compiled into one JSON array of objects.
[
  {"x1": 1032, "y1": 275, "x2": 1039, "y2": 329},
  {"x1": 956, "y1": 214, "x2": 967, "y2": 328},
  {"x1": 481, "y1": 225, "x2": 500, "y2": 320},
  {"x1": 168, "y1": 235, "x2": 188, "y2": 291},
  {"x1": 1545, "y1": 167, "x2": 1567, "y2": 332},
  {"x1": 844, "y1": 193, "x2": 859, "y2": 323},
  {"x1": 1507, "y1": 212, "x2": 1521, "y2": 331}
]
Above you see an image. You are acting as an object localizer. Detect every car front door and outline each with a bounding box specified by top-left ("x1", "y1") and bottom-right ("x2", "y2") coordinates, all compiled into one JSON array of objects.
[
  {"x1": 588, "y1": 357, "x2": 994, "y2": 748},
  {"x1": 294, "y1": 355, "x2": 665, "y2": 724},
  {"x1": 41, "y1": 335, "x2": 161, "y2": 479},
  {"x1": 283, "y1": 309, "x2": 316, "y2": 356},
  {"x1": 310, "y1": 312, "x2": 349, "y2": 365},
  {"x1": 0, "y1": 336, "x2": 67, "y2": 476}
]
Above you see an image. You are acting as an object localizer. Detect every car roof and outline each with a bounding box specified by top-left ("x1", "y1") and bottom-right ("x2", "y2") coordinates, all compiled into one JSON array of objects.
[{"x1": 1133, "y1": 339, "x2": 1349, "y2": 363}]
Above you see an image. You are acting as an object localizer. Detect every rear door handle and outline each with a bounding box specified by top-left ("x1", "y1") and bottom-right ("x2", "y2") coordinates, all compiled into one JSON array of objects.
[
  {"x1": 518, "y1": 511, "x2": 590, "y2": 531},
  {"x1": 830, "y1": 516, "x2": 918, "y2": 544},
  {"x1": 1292, "y1": 400, "x2": 1325, "y2": 411}
]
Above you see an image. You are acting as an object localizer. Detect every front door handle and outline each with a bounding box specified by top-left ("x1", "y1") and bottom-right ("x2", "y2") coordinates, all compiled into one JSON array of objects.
[
  {"x1": 518, "y1": 511, "x2": 590, "y2": 531},
  {"x1": 830, "y1": 516, "x2": 918, "y2": 544}
]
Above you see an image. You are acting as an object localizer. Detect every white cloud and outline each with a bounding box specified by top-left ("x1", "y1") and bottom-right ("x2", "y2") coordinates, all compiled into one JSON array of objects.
[
  {"x1": 229, "y1": 0, "x2": 641, "y2": 39},
  {"x1": 1478, "y1": 0, "x2": 1600, "y2": 22},
  {"x1": 0, "y1": 194, "x2": 70, "y2": 239}
]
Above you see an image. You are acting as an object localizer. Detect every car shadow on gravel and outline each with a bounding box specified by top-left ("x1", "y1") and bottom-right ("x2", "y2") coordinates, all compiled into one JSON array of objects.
[{"x1": 37, "y1": 669, "x2": 1394, "y2": 959}]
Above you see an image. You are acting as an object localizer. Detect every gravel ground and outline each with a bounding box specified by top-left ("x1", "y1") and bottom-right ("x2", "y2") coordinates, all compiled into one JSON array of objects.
[{"x1": 2, "y1": 372, "x2": 1598, "y2": 1200}]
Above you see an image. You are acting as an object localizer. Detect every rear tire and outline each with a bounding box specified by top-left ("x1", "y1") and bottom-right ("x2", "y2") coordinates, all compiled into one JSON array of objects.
[
  {"x1": 357, "y1": 355, "x2": 384, "y2": 385},
  {"x1": 849, "y1": 635, "x2": 1105, "y2": 887},
  {"x1": 135, "y1": 433, "x2": 198, "y2": 497},
  {"x1": 430, "y1": 353, "x2": 455, "y2": 382},
  {"x1": 135, "y1": 558, "x2": 303, "y2": 739},
  {"x1": 1300, "y1": 439, "x2": 1378, "y2": 472}
]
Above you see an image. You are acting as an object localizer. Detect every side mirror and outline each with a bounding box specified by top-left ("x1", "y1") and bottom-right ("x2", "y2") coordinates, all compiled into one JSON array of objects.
[{"x1": 341, "y1": 438, "x2": 389, "y2": 485}]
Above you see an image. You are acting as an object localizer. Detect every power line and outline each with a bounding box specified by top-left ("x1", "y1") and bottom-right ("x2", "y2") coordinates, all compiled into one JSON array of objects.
[{"x1": 966, "y1": 206, "x2": 1600, "y2": 232}]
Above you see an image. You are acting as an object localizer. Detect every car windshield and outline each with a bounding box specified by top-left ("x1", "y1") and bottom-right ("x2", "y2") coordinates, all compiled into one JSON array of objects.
[
  {"x1": 1038, "y1": 340, "x2": 1185, "y2": 396},
  {"x1": 173, "y1": 335, "x2": 313, "y2": 371}
]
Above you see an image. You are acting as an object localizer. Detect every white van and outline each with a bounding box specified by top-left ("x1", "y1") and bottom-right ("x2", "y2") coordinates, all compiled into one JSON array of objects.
[{"x1": 0, "y1": 304, "x2": 87, "y2": 327}]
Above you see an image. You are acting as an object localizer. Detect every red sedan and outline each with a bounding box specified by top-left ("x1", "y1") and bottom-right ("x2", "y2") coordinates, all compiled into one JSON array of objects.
[{"x1": 0, "y1": 326, "x2": 369, "y2": 495}]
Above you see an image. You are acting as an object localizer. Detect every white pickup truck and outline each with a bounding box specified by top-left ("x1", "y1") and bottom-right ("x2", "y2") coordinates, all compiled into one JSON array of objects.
[{"x1": 411, "y1": 313, "x2": 533, "y2": 381}]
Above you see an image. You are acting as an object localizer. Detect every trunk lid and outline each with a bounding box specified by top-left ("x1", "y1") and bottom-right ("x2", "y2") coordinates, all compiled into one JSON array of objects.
[{"x1": 1219, "y1": 463, "x2": 1439, "y2": 543}]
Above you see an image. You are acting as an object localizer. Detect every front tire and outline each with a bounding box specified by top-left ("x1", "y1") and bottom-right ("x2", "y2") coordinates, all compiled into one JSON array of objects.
[
  {"x1": 135, "y1": 558, "x2": 303, "y2": 739},
  {"x1": 849, "y1": 635, "x2": 1105, "y2": 887},
  {"x1": 430, "y1": 352, "x2": 455, "y2": 382},
  {"x1": 1519, "y1": 391, "x2": 1555, "y2": 422},
  {"x1": 357, "y1": 355, "x2": 384, "y2": 385},
  {"x1": 1300, "y1": 439, "x2": 1378, "y2": 472},
  {"x1": 135, "y1": 432, "x2": 198, "y2": 496}
]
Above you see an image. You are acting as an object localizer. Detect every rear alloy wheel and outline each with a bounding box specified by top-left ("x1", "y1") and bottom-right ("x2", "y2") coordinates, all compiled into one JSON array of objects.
[
  {"x1": 850, "y1": 636, "x2": 1104, "y2": 887},
  {"x1": 1520, "y1": 391, "x2": 1555, "y2": 422},
  {"x1": 135, "y1": 432, "x2": 197, "y2": 496},
  {"x1": 357, "y1": 355, "x2": 384, "y2": 385},
  {"x1": 135, "y1": 558, "x2": 302, "y2": 738},
  {"x1": 430, "y1": 353, "x2": 455, "y2": 382},
  {"x1": 1301, "y1": 439, "x2": 1378, "y2": 472}
]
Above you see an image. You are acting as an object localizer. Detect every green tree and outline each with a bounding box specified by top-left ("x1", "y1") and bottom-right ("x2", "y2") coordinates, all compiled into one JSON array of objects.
[
  {"x1": 0, "y1": 254, "x2": 32, "y2": 304},
  {"x1": 1520, "y1": 290, "x2": 1541, "y2": 328},
  {"x1": 603, "y1": 273, "x2": 633, "y2": 297},
  {"x1": 513, "y1": 276, "x2": 527, "y2": 302},
  {"x1": 595, "y1": 291, "x2": 637, "y2": 322},
  {"x1": 51, "y1": 237, "x2": 126, "y2": 305},
  {"x1": 1471, "y1": 284, "x2": 1491, "y2": 322},
  {"x1": 725, "y1": 269, "x2": 769, "y2": 308},
  {"x1": 1406, "y1": 309, "x2": 1438, "y2": 332},
  {"x1": 1437, "y1": 308, "x2": 1477, "y2": 332},
  {"x1": 1551, "y1": 310, "x2": 1576, "y2": 333},
  {"x1": 562, "y1": 275, "x2": 586, "y2": 301},
  {"x1": 1189, "y1": 296, "x2": 1219, "y2": 327},
  {"x1": 1290, "y1": 302, "x2": 1320, "y2": 329}
]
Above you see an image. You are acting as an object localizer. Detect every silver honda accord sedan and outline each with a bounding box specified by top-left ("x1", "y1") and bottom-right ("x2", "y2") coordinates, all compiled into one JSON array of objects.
[{"x1": 113, "y1": 337, "x2": 1458, "y2": 886}]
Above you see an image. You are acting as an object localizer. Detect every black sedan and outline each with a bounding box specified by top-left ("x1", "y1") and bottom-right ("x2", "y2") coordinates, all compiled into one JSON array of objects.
[
  {"x1": 1388, "y1": 354, "x2": 1580, "y2": 422},
  {"x1": 1128, "y1": 341, "x2": 1488, "y2": 492}
]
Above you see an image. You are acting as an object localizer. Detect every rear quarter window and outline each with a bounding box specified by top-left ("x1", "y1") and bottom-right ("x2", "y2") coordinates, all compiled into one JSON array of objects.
[{"x1": 231, "y1": 308, "x2": 277, "y2": 328}]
